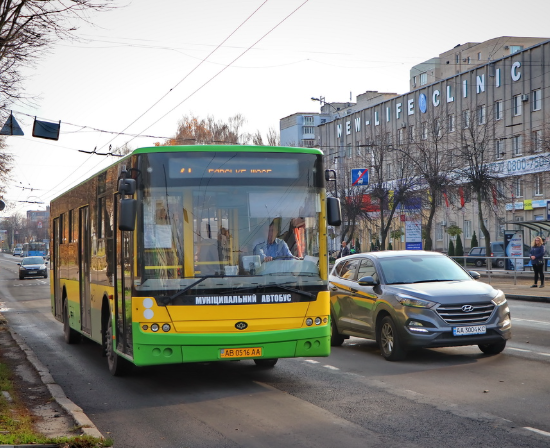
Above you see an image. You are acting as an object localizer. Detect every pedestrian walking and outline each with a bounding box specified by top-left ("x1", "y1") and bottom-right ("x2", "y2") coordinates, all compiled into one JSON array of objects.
[
  {"x1": 338, "y1": 241, "x2": 350, "y2": 258},
  {"x1": 529, "y1": 236, "x2": 545, "y2": 288}
]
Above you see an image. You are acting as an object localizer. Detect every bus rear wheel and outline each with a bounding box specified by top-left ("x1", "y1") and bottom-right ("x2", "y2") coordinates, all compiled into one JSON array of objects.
[
  {"x1": 105, "y1": 317, "x2": 131, "y2": 376},
  {"x1": 254, "y1": 358, "x2": 278, "y2": 367}
]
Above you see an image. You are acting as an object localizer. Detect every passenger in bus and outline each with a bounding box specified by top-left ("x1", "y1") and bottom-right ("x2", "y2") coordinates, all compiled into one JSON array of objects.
[{"x1": 253, "y1": 219, "x2": 294, "y2": 262}]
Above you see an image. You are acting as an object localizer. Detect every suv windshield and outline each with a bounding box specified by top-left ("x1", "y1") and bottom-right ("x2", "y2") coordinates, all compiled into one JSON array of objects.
[{"x1": 379, "y1": 255, "x2": 472, "y2": 285}]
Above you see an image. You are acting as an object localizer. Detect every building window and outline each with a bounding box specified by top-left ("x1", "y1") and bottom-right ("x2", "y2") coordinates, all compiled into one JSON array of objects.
[
  {"x1": 302, "y1": 139, "x2": 315, "y2": 147},
  {"x1": 495, "y1": 139, "x2": 505, "y2": 159},
  {"x1": 420, "y1": 72, "x2": 428, "y2": 86},
  {"x1": 421, "y1": 122, "x2": 428, "y2": 140},
  {"x1": 304, "y1": 116, "x2": 314, "y2": 125},
  {"x1": 532, "y1": 89, "x2": 542, "y2": 111},
  {"x1": 462, "y1": 110, "x2": 470, "y2": 128},
  {"x1": 495, "y1": 100, "x2": 503, "y2": 120},
  {"x1": 397, "y1": 128, "x2": 403, "y2": 145},
  {"x1": 436, "y1": 223, "x2": 443, "y2": 241},
  {"x1": 514, "y1": 178, "x2": 523, "y2": 197},
  {"x1": 447, "y1": 114, "x2": 455, "y2": 132},
  {"x1": 303, "y1": 126, "x2": 314, "y2": 135},
  {"x1": 510, "y1": 45, "x2": 523, "y2": 54},
  {"x1": 346, "y1": 143, "x2": 352, "y2": 158},
  {"x1": 533, "y1": 129, "x2": 542, "y2": 152},
  {"x1": 467, "y1": 56, "x2": 471, "y2": 64},
  {"x1": 386, "y1": 132, "x2": 392, "y2": 145},
  {"x1": 386, "y1": 162, "x2": 393, "y2": 179},
  {"x1": 413, "y1": 76, "x2": 417, "y2": 87},
  {"x1": 477, "y1": 105, "x2": 486, "y2": 125},
  {"x1": 408, "y1": 125, "x2": 415, "y2": 142},
  {"x1": 535, "y1": 173, "x2": 543, "y2": 196},
  {"x1": 464, "y1": 220, "x2": 472, "y2": 239},
  {"x1": 512, "y1": 135, "x2": 523, "y2": 156},
  {"x1": 477, "y1": 52, "x2": 482, "y2": 60},
  {"x1": 455, "y1": 54, "x2": 460, "y2": 64},
  {"x1": 513, "y1": 95, "x2": 522, "y2": 116}
]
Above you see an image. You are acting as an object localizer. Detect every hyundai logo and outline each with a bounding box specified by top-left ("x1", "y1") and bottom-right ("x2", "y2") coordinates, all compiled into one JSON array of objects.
[
  {"x1": 462, "y1": 305, "x2": 474, "y2": 313},
  {"x1": 235, "y1": 321, "x2": 248, "y2": 330}
]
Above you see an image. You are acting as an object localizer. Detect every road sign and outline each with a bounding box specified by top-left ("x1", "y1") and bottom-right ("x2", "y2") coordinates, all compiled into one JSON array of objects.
[{"x1": 351, "y1": 168, "x2": 369, "y2": 186}]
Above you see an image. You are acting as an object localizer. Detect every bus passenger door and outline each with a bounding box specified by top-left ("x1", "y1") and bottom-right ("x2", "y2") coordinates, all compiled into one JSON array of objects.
[
  {"x1": 114, "y1": 196, "x2": 133, "y2": 358},
  {"x1": 52, "y1": 218, "x2": 62, "y2": 320},
  {"x1": 79, "y1": 206, "x2": 92, "y2": 334}
]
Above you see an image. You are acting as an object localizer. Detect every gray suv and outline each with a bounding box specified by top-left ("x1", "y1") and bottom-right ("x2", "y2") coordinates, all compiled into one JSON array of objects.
[{"x1": 329, "y1": 251, "x2": 511, "y2": 361}]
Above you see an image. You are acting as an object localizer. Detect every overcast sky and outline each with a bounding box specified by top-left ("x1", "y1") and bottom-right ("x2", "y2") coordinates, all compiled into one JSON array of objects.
[{"x1": 4, "y1": 0, "x2": 550, "y2": 216}]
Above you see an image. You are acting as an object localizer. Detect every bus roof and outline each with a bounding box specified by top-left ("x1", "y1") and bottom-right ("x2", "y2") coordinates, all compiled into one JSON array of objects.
[{"x1": 131, "y1": 145, "x2": 323, "y2": 156}]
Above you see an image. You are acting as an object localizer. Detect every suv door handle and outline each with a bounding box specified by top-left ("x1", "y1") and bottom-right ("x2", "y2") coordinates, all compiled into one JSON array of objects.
[
  {"x1": 350, "y1": 288, "x2": 358, "y2": 293},
  {"x1": 330, "y1": 286, "x2": 338, "y2": 291}
]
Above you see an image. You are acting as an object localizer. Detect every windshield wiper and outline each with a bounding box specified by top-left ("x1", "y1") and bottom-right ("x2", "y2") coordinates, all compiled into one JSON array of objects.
[
  {"x1": 410, "y1": 279, "x2": 456, "y2": 283},
  {"x1": 156, "y1": 275, "x2": 223, "y2": 305}
]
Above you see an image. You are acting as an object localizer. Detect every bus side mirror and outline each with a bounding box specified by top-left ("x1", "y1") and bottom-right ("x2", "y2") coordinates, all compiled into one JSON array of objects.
[
  {"x1": 327, "y1": 197, "x2": 342, "y2": 226},
  {"x1": 119, "y1": 198, "x2": 137, "y2": 231},
  {"x1": 118, "y1": 178, "x2": 136, "y2": 195}
]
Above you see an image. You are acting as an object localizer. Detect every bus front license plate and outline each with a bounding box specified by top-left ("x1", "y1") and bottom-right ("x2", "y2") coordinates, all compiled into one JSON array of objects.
[{"x1": 221, "y1": 347, "x2": 262, "y2": 358}]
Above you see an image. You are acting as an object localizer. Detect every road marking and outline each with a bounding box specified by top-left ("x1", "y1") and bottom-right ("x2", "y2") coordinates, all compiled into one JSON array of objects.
[
  {"x1": 507, "y1": 347, "x2": 530, "y2": 352},
  {"x1": 537, "y1": 352, "x2": 550, "y2": 357},
  {"x1": 304, "y1": 360, "x2": 319, "y2": 364},
  {"x1": 514, "y1": 318, "x2": 550, "y2": 326},
  {"x1": 323, "y1": 365, "x2": 339, "y2": 370},
  {"x1": 524, "y1": 427, "x2": 550, "y2": 437}
]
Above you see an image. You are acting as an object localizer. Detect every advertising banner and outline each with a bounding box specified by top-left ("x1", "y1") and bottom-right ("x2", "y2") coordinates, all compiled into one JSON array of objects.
[
  {"x1": 504, "y1": 230, "x2": 524, "y2": 271},
  {"x1": 405, "y1": 220, "x2": 422, "y2": 250}
]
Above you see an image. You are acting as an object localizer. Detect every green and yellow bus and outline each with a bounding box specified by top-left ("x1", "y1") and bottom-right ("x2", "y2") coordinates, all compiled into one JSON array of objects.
[{"x1": 50, "y1": 145, "x2": 341, "y2": 375}]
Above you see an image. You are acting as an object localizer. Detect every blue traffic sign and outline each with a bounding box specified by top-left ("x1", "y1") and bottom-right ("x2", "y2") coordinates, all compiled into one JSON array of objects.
[{"x1": 351, "y1": 168, "x2": 369, "y2": 186}]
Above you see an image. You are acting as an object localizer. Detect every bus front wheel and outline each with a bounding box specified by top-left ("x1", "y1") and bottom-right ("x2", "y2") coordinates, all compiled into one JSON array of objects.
[
  {"x1": 105, "y1": 318, "x2": 131, "y2": 376},
  {"x1": 254, "y1": 358, "x2": 278, "y2": 367},
  {"x1": 63, "y1": 302, "x2": 80, "y2": 344}
]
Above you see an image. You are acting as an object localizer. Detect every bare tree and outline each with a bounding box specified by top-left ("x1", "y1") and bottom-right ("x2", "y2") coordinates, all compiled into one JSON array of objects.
[
  {"x1": 266, "y1": 127, "x2": 280, "y2": 146},
  {"x1": 252, "y1": 130, "x2": 263, "y2": 146},
  {"x1": 0, "y1": 0, "x2": 116, "y2": 104},
  {"x1": 400, "y1": 109, "x2": 455, "y2": 250},
  {"x1": 454, "y1": 102, "x2": 501, "y2": 257},
  {"x1": 0, "y1": 136, "x2": 13, "y2": 197},
  {"x1": 164, "y1": 114, "x2": 253, "y2": 146}
]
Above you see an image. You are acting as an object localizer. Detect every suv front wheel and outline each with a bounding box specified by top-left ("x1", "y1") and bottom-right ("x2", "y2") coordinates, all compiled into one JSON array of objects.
[{"x1": 377, "y1": 316, "x2": 406, "y2": 361}]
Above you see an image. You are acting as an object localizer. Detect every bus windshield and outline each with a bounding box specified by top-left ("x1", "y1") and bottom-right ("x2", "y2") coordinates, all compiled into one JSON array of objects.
[{"x1": 135, "y1": 151, "x2": 325, "y2": 294}]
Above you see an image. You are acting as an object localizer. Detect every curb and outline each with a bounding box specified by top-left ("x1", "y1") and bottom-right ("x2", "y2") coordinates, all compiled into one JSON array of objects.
[
  {"x1": 504, "y1": 294, "x2": 550, "y2": 303},
  {"x1": 7, "y1": 329, "x2": 104, "y2": 440}
]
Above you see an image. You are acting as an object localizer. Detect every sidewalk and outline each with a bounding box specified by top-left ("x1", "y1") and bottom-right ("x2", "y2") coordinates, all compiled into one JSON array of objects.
[{"x1": 477, "y1": 270, "x2": 550, "y2": 302}]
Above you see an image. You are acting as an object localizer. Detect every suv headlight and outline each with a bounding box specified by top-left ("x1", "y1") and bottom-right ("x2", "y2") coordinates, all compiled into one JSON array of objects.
[
  {"x1": 397, "y1": 294, "x2": 437, "y2": 309},
  {"x1": 492, "y1": 290, "x2": 507, "y2": 306}
]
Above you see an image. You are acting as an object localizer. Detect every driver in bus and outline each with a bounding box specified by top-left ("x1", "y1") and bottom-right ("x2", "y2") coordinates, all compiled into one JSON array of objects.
[{"x1": 253, "y1": 218, "x2": 295, "y2": 262}]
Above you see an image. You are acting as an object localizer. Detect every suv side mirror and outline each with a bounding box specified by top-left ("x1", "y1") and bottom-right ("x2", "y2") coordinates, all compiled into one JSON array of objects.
[
  {"x1": 358, "y1": 275, "x2": 378, "y2": 286},
  {"x1": 469, "y1": 271, "x2": 481, "y2": 280}
]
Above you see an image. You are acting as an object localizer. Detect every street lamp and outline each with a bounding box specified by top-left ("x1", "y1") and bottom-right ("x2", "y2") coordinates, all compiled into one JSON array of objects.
[{"x1": 311, "y1": 96, "x2": 340, "y2": 115}]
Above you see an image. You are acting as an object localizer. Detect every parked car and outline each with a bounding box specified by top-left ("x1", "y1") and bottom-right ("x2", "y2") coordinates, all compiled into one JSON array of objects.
[
  {"x1": 466, "y1": 242, "x2": 505, "y2": 268},
  {"x1": 329, "y1": 250, "x2": 511, "y2": 361},
  {"x1": 18, "y1": 256, "x2": 48, "y2": 280}
]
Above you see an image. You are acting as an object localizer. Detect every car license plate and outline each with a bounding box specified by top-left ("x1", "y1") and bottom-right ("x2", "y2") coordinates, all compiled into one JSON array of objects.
[
  {"x1": 453, "y1": 325, "x2": 486, "y2": 336},
  {"x1": 28, "y1": 271, "x2": 37, "y2": 274},
  {"x1": 220, "y1": 347, "x2": 262, "y2": 358}
]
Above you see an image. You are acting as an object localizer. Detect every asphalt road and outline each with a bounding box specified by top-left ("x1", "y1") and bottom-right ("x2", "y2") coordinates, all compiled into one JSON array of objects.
[{"x1": 1, "y1": 252, "x2": 549, "y2": 448}]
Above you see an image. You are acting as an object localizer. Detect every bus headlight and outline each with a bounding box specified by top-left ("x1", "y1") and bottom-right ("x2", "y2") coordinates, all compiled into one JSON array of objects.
[
  {"x1": 162, "y1": 324, "x2": 171, "y2": 332},
  {"x1": 315, "y1": 317, "x2": 322, "y2": 325},
  {"x1": 306, "y1": 318, "x2": 313, "y2": 326},
  {"x1": 151, "y1": 323, "x2": 159, "y2": 332}
]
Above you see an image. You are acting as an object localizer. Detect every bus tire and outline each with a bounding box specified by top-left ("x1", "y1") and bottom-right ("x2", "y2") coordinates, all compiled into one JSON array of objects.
[
  {"x1": 63, "y1": 302, "x2": 80, "y2": 344},
  {"x1": 253, "y1": 358, "x2": 278, "y2": 367},
  {"x1": 105, "y1": 317, "x2": 132, "y2": 376}
]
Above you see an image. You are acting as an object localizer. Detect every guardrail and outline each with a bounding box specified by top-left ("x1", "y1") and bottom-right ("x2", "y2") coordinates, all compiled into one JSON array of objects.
[{"x1": 451, "y1": 255, "x2": 545, "y2": 285}]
